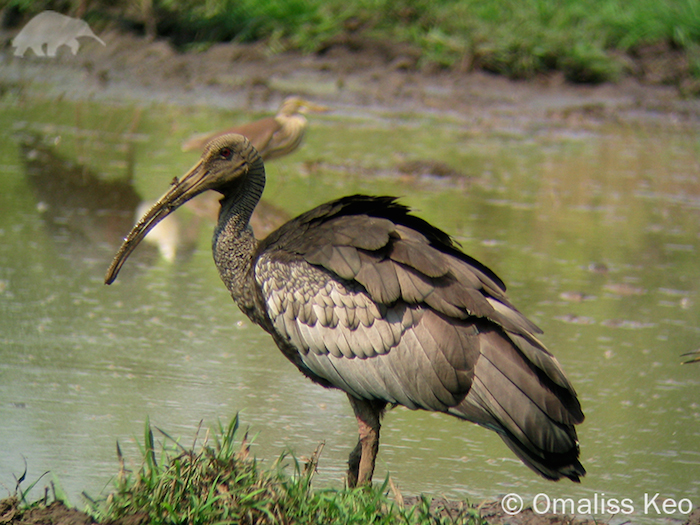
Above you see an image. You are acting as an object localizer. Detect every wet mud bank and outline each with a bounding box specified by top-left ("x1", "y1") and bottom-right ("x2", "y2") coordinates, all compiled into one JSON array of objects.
[{"x1": 2, "y1": 30, "x2": 699, "y2": 131}]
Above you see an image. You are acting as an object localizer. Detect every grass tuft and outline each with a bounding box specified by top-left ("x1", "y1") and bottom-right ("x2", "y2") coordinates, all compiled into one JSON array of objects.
[{"x1": 88, "y1": 415, "x2": 486, "y2": 525}]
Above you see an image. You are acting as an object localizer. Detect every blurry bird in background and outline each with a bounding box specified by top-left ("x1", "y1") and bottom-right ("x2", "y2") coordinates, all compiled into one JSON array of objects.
[{"x1": 182, "y1": 96, "x2": 329, "y2": 159}]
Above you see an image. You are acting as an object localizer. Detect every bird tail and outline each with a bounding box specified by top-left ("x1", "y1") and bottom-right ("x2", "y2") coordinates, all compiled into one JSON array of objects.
[{"x1": 449, "y1": 328, "x2": 585, "y2": 482}]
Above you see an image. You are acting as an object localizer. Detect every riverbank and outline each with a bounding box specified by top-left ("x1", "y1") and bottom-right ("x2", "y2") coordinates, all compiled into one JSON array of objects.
[
  {"x1": 4, "y1": 0, "x2": 700, "y2": 93},
  {"x1": 2, "y1": 29, "x2": 699, "y2": 129}
]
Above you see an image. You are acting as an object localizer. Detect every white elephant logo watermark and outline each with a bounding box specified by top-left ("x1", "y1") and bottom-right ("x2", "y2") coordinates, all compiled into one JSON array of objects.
[{"x1": 12, "y1": 10, "x2": 105, "y2": 58}]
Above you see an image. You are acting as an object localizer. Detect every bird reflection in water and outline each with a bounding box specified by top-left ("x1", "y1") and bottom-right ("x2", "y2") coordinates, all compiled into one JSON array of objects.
[
  {"x1": 20, "y1": 133, "x2": 147, "y2": 260},
  {"x1": 19, "y1": 133, "x2": 203, "y2": 272},
  {"x1": 18, "y1": 123, "x2": 292, "y2": 274}
]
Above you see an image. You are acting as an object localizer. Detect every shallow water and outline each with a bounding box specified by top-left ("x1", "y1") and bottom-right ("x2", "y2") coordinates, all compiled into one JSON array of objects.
[{"x1": 1, "y1": 92, "x2": 699, "y2": 522}]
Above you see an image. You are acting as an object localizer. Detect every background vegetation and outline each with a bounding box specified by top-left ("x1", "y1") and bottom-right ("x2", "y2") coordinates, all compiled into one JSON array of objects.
[{"x1": 3, "y1": 0, "x2": 700, "y2": 86}]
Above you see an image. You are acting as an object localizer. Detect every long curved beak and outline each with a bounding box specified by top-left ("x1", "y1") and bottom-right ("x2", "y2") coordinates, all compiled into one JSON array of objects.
[{"x1": 105, "y1": 159, "x2": 208, "y2": 284}]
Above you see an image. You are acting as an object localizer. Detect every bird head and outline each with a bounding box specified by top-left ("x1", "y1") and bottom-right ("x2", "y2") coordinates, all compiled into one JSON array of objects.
[{"x1": 105, "y1": 134, "x2": 262, "y2": 284}]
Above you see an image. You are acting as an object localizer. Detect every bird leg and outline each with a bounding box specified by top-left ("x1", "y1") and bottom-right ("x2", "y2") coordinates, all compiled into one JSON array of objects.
[
  {"x1": 346, "y1": 395, "x2": 385, "y2": 488},
  {"x1": 347, "y1": 439, "x2": 363, "y2": 488}
]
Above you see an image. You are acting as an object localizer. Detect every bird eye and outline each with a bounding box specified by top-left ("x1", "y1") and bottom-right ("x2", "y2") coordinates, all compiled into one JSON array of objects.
[{"x1": 219, "y1": 147, "x2": 233, "y2": 160}]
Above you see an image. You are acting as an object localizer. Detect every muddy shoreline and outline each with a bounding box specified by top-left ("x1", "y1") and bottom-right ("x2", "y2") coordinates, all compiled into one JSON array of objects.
[
  {"x1": 2, "y1": 29, "x2": 699, "y2": 129},
  {"x1": 2, "y1": 495, "x2": 699, "y2": 525}
]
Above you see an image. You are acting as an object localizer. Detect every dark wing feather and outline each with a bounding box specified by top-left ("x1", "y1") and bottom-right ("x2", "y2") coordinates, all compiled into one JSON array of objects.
[
  {"x1": 256, "y1": 195, "x2": 562, "y2": 381},
  {"x1": 389, "y1": 237, "x2": 450, "y2": 278},
  {"x1": 451, "y1": 328, "x2": 584, "y2": 480},
  {"x1": 254, "y1": 195, "x2": 584, "y2": 481},
  {"x1": 355, "y1": 253, "x2": 402, "y2": 303}
]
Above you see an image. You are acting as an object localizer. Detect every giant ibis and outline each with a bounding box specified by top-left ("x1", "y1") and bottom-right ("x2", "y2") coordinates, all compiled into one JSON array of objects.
[{"x1": 106, "y1": 134, "x2": 585, "y2": 487}]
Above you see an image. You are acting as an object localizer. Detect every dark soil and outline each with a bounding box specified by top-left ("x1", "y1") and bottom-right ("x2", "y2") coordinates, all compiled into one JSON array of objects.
[
  {"x1": 0, "y1": 497, "x2": 149, "y2": 525},
  {"x1": 3, "y1": 496, "x2": 698, "y2": 525},
  {"x1": 0, "y1": 497, "x2": 95, "y2": 525}
]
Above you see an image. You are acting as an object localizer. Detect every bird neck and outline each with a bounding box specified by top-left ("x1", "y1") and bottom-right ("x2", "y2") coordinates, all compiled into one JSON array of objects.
[
  {"x1": 218, "y1": 162, "x2": 265, "y2": 229},
  {"x1": 278, "y1": 114, "x2": 307, "y2": 128},
  {"x1": 212, "y1": 158, "x2": 265, "y2": 315},
  {"x1": 268, "y1": 114, "x2": 307, "y2": 159}
]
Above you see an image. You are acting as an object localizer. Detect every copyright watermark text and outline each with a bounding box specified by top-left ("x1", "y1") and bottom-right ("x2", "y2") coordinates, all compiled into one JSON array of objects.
[{"x1": 501, "y1": 493, "x2": 694, "y2": 516}]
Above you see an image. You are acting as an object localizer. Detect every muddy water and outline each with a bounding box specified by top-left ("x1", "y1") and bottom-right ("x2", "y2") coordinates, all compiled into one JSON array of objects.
[{"x1": 1, "y1": 93, "x2": 699, "y2": 521}]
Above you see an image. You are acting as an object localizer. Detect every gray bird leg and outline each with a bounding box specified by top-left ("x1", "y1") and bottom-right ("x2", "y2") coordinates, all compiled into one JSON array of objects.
[{"x1": 346, "y1": 395, "x2": 384, "y2": 488}]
